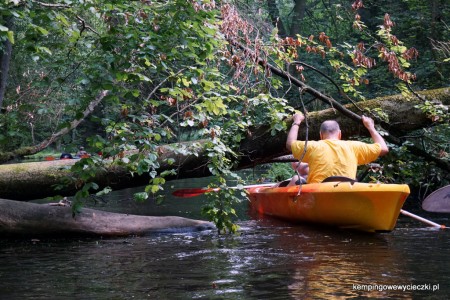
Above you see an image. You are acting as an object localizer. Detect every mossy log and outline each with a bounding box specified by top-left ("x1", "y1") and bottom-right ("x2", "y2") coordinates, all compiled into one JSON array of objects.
[
  {"x1": 0, "y1": 198, "x2": 215, "y2": 237},
  {"x1": 0, "y1": 143, "x2": 211, "y2": 200},
  {"x1": 0, "y1": 88, "x2": 449, "y2": 200},
  {"x1": 238, "y1": 87, "x2": 450, "y2": 167}
]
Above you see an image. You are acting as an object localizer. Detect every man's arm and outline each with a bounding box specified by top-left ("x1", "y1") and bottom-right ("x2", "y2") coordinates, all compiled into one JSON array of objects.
[
  {"x1": 286, "y1": 113, "x2": 305, "y2": 151},
  {"x1": 362, "y1": 116, "x2": 389, "y2": 156}
]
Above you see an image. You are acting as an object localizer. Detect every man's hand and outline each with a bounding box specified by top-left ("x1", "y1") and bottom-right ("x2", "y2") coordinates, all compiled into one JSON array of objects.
[
  {"x1": 362, "y1": 115, "x2": 375, "y2": 130},
  {"x1": 287, "y1": 112, "x2": 304, "y2": 151},
  {"x1": 361, "y1": 115, "x2": 389, "y2": 156},
  {"x1": 293, "y1": 112, "x2": 305, "y2": 124}
]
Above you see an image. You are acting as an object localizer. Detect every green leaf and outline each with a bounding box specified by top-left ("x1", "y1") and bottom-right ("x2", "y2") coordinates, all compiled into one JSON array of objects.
[
  {"x1": 96, "y1": 187, "x2": 113, "y2": 196},
  {"x1": 182, "y1": 77, "x2": 190, "y2": 87},
  {"x1": 35, "y1": 26, "x2": 49, "y2": 35},
  {"x1": 135, "y1": 73, "x2": 152, "y2": 82},
  {"x1": 134, "y1": 192, "x2": 148, "y2": 202},
  {"x1": 55, "y1": 13, "x2": 70, "y2": 26},
  {"x1": 7, "y1": 31, "x2": 14, "y2": 44},
  {"x1": 150, "y1": 184, "x2": 160, "y2": 193},
  {"x1": 273, "y1": 123, "x2": 284, "y2": 131},
  {"x1": 36, "y1": 46, "x2": 52, "y2": 55}
]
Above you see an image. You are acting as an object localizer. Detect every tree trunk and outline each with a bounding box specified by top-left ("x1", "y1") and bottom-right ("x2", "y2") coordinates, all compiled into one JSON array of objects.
[
  {"x1": 429, "y1": 0, "x2": 445, "y2": 80},
  {"x1": 0, "y1": 16, "x2": 13, "y2": 109},
  {"x1": 289, "y1": 0, "x2": 307, "y2": 35},
  {"x1": 0, "y1": 88, "x2": 448, "y2": 200},
  {"x1": 267, "y1": 0, "x2": 287, "y2": 37},
  {"x1": 0, "y1": 198, "x2": 214, "y2": 237},
  {"x1": 0, "y1": 139, "x2": 215, "y2": 200}
]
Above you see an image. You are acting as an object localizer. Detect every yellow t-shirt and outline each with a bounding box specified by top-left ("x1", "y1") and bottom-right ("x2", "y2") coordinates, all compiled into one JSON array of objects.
[{"x1": 291, "y1": 140, "x2": 381, "y2": 183}]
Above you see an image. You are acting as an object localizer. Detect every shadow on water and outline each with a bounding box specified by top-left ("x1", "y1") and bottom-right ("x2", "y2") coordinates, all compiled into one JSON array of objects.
[{"x1": 2, "y1": 178, "x2": 449, "y2": 299}]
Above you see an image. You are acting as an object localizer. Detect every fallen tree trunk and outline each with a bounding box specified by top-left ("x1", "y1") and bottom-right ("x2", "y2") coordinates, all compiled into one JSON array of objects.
[
  {"x1": 0, "y1": 88, "x2": 448, "y2": 200},
  {"x1": 0, "y1": 142, "x2": 211, "y2": 200},
  {"x1": 238, "y1": 87, "x2": 450, "y2": 167},
  {"x1": 0, "y1": 198, "x2": 214, "y2": 237}
]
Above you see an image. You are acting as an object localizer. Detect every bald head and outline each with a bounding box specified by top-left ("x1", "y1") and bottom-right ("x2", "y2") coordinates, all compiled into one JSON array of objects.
[{"x1": 320, "y1": 120, "x2": 341, "y2": 139}]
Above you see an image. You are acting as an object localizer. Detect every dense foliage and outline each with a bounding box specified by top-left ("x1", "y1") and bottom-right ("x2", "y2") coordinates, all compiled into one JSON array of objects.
[{"x1": 0, "y1": 0, "x2": 448, "y2": 232}]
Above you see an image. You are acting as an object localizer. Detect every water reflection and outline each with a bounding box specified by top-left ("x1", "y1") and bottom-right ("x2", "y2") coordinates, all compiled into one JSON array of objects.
[{"x1": 1, "y1": 220, "x2": 448, "y2": 299}]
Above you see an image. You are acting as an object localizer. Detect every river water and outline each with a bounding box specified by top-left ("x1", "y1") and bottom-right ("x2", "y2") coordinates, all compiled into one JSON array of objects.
[{"x1": 0, "y1": 178, "x2": 449, "y2": 299}]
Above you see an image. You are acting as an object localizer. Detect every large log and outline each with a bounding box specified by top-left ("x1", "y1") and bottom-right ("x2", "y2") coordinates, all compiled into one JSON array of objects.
[
  {"x1": 0, "y1": 88, "x2": 448, "y2": 200},
  {"x1": 238, "y1": 87, "x2": 450, "y2": 166},
  {"x1": 0, "y1": 143, "x2": 211, "y2": 200},
  {"x1": 0, "y1": 198, "x2": 215, "y2": 237}
]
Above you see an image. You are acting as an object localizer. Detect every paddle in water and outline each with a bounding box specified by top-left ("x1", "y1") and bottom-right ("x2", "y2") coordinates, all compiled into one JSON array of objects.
[
  {"x1": 400, "y1": 209, "x2": 445, "y2": 229},
  {"x1": 172, "y1": 187, "x2": 219, "y2": 198},
  {"x1": 172, "y1": 183, "x2": 275, "y2": 198}
]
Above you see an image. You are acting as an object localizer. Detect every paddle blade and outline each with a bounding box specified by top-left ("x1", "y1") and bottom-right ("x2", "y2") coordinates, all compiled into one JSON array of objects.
[
  {"x1": 422, "y1": 185, "x2": 450, "y2": 213},
  {"x1": 171, "y1": 188, "x2": 215, "y2": 198},
  {"x1": 171, "y1": 183, "x2": 275, "y2": 198}
]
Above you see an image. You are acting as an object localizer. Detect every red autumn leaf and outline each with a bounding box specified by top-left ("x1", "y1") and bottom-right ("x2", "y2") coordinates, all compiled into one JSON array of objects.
[
  {"x1": 319, "y1": 32, "x2": 327, "y2": 43},
  {"x1": 357, "y1": 42, "x2": 365, "y2": 51},
  {"x1": 184, "y1": 111, "x2": 193, "y2": 119},
  {"x1": 167, "y1": 97, "x2": 176, "y2": 106},
  {"x1": 352, "y1": 0, "x2": 364, "y2": 11},
  {"x1": 390, "y1": 35, "x2": 399, "y2": 46},
  {"x1": 384, "y1": 13, "x2": 395, "y2": 29}
]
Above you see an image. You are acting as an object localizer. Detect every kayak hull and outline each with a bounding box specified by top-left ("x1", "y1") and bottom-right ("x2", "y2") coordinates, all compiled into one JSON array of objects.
[{"x1": 247, "y1": 182, "x2": 410, "y2": 232}]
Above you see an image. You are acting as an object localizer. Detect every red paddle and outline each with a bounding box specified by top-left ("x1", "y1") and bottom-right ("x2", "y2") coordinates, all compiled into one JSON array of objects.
[
  {"x1": 172, "y1": 183, "x2": 275, "y2": 198},
  {"x1": 172, "y1": 188, "x2": 219, "y2": 198}
]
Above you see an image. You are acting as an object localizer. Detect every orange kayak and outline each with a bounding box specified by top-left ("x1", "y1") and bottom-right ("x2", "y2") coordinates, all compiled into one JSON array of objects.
[{"x1": 247, "y1": 181, "x2": 410, "y2": 232}]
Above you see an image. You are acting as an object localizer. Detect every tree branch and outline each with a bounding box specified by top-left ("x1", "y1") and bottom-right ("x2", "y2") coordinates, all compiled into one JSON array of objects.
[
  {"x1": 229, "y1": 39, "x2": 362, "y2": 121},
  {"x1": 30, "y1": 0, "x2": 71, "y2": 8},
  {"x1": 0, "y1": 90, "x2": 109, "y2": 163},
  {"x1": 34, "y1": 90, "x2": 109, "y2": 151},
  {"x1": 227, "y1": 38, "x2": 450, "y2": 174}
]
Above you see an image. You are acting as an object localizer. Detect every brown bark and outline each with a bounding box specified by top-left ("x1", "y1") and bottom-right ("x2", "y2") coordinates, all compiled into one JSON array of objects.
[
  {"x1": 0, "y1": 141, "x2": 211, "y2": 200},
  {"x1": 0, "y1": 198, "x2": 214, "y2": 237}
]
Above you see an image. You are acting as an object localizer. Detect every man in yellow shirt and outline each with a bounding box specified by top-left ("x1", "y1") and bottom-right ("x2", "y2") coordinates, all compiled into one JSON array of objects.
[{"x1": 286, "y1": 113, "x2": 389, "y2": 183}]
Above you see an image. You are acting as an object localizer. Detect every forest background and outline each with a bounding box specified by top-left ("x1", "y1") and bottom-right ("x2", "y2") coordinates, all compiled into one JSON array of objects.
[{"x1": 0, "y1": 0, "x2": 449, "y2": 232}]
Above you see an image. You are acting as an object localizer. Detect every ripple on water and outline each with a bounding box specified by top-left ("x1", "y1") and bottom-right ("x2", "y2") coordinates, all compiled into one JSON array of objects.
[{"x1": 0, "y1": 211, "x2": 448, "y2": 299}]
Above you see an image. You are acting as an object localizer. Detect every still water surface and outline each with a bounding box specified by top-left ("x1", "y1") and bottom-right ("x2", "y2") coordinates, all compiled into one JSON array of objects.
[{"x1": 0, "y1": 178, "x2": 449, "y2": 299}]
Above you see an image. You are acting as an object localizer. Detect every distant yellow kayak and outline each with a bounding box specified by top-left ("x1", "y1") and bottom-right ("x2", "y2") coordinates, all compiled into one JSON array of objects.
[{"x1": 247, "y1": 181, "x2": 410, "y2": 232}]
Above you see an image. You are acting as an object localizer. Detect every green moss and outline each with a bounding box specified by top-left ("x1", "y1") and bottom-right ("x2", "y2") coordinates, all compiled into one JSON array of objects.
[{"x1": 15, "y1": 147, "x2": 34, "y2": 156}]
